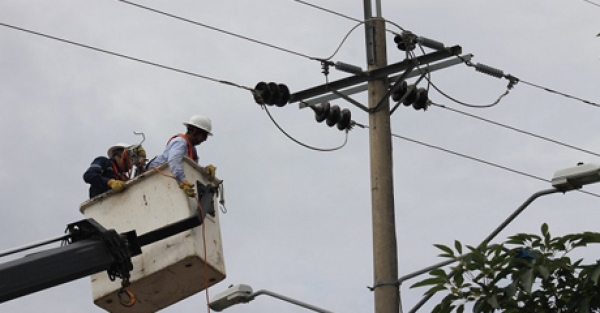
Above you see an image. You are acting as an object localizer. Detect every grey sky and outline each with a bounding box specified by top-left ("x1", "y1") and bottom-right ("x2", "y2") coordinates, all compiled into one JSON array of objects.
[{"x1": 1, "y1": 1, "x2": 599, "y2": 312}]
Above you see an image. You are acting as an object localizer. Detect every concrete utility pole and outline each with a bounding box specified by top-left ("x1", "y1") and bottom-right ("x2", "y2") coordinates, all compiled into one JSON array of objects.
[
  {"x1": 288, "y1": 3, "x2": 463, "y2": 313},
  {"x1": 364, "y1": 1, "x2": 400, "y2": 313}
]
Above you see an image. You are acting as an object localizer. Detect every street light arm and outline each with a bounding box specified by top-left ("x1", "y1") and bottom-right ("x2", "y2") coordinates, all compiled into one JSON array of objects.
[
  {"x1": 249, "y1": 289, "x2": 335, "y2": 313},
  {"x1": 478, "y1": 188, "x2": 561, "y2": 248},
  {"x1": 407, "y1": 187, "x2": 561, "y2": 313}
]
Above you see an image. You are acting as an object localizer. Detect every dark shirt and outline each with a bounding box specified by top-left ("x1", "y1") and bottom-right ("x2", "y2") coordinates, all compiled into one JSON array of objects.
[{"x1": 83, "y1": 156, "x2": 125, "y2": 198}]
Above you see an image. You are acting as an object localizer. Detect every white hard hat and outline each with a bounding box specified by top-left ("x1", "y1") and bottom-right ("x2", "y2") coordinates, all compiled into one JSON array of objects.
[
  {"x1": 107, "y1": 143, "x2": 131, "y2": 157},
  {"x1": 184, "y1": 115, "x2": 213, "y2": 136}
]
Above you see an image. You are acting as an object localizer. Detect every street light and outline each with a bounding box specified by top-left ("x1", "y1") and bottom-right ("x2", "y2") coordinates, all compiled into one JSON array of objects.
[
  {"x1": 400, "y1": 163, "x2": 600, "y2": 313},
  {"x1": 209, "y1": 284, "x2": 335, "y2": 313}
]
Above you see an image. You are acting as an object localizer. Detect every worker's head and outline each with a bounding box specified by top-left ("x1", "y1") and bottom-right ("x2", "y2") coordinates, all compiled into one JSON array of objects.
[
  {"x1": 107, "y1": 143, "x2": 133, "y2": 172},
  {"x1": 184, "y1": 115, "x2": 212, "y2": 145}
]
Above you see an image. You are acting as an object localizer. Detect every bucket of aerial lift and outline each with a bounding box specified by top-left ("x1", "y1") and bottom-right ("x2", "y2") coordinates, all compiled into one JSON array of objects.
[{"x1": 79, "y1": 157, "x2": 226, "y2": 313}]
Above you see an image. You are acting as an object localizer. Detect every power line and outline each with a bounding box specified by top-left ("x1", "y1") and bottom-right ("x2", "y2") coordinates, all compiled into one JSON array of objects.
[
  {"x1": 117, "y1": 0, "x2": 315, "y2": 61},
  {"x1": 294, "y1": 1, "x2": 600, "y2": 110},
  {"x1": 263, "y1": 106, "x2": 349, "y2": 152},
  {"x1": 353, "y1": 122, "x2": 600, "y2": 198},
  {"x1": 117, "y1": 0, "x2": 367, "y2": 64},
  {"x1": 430, "y1": 103, "x2": 600, "y2": 158},
  {"x1": 292, "y1": 0, "x2": 362, "y2": 23},
  {"x1": 0, "y1": 22, "x2": 253, "y2": 92},
  {"x1": 518, "y1": 79, "x2": 600, "y2": 108},
  {"x1": 583, "y1": 0, "x2": 600, "y2": 8}
]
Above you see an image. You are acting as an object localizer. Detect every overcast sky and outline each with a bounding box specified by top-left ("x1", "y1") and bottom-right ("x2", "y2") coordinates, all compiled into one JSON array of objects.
[{"x1": 1, "y1": 1, "x2": 600, "y2": 312}]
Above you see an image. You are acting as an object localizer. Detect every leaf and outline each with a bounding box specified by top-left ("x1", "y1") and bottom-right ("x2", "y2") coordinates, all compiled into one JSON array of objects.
[
  {"x1": 424, "y1": 284, "x2": 448, "y2": 296},
  {"x1": 430, "y1": 269, "x2": 447, "y2": 277},
  {"x1": 520, "y1": 268, "x2": 534, "y2": 294},
  {"x1": 455, "y1": 240, "x2": 463, "y2": 255},
  {"x1": 434, "y1": 244, "x2": 455, "y2": 257},
  {"x1": 590, "y1": 263, "x2": 600, "y2": 284},
  {"x1": 541, "y1": 223, "x2": 549, "y2": 236},
  {"x1": 411, "y1": 277, "x2": 446, "y2": 288},
  {"x1": 538, "y1": 265, "x2": 550, "y2": 280},
  {"x1": 487, "y1": 294, "x2": 499, "y2": 309},
  {"x1": 578, "y1": 297, "x2": 590, "y2": 313}
]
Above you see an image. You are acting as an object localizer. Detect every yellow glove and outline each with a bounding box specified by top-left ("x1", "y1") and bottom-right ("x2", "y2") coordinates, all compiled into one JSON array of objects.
[
  {"x1": 136, "y1": 145, "x2": 147, "y2": 158},
  {"x1": 204, "y1": 164, "x2": 216, "y2": 181},
  {"x1": 179, "y1": 180, "x2": 196, "y2": 198},
  {"x1": 107, "y1": 179, "x2": 125, "y2": 192}
]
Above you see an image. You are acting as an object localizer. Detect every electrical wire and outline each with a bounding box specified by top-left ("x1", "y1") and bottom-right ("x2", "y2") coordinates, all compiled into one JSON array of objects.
[
  {"x1": 292, "y1": 0, "x2": 362, "y2": 23},
  {"x1": 430, "y1": 102, "x2": 600, "y2": 158},
  {"x1": 292, "y1": 0, "x2": 405, "y2": 33},
  {"x1": 583, "y1": 0, "x2": 600, "y2": 7},
  {"x1": 263, "y1": 105, "x2": 349, "y2": 152},
  {"x1": 428, "y1": 79, "x2": 511, "y2": 108},
  {"x1": 295, "y1": 0, "x2": 600, "y2": 110},
  {"x1": 117, "y1": 0, "x2": 366, "y2": 64},
  {"x1": 518, "y1": 79, "x2": 600, "y2": 108},
  {"x1": 117, "y1": 0, "x2": 314, "y2": 60},
  {"x1": 353, "y1": 122, "x2": 600, "y2": 198},
  {"x1": 0, "y1": 22, "x2": 253, "y2": 92},
  {"x1": 0, "y1": 21, "x2": 350, "y2": 153},
  {"x1": 456, "y1": 56, "x2": 600, "y2": 109}
]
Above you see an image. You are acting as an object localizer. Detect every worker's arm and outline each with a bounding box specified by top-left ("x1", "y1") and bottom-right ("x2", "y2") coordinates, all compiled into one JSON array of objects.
[
  {"x1": 83, "y1": 157, "x2": 111, "y2": 186},
  {"x1": 166, "y1": 139, "x2": 188, "y2": 182}
]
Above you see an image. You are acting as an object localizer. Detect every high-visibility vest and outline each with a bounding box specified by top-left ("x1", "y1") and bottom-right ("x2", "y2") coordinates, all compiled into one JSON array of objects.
[{"x1": 168, "y1": 134, "x2": 197, "y2": 162}]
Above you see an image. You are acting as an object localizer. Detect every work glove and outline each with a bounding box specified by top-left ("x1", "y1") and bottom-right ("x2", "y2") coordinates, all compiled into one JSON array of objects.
[
  {"x1": 179, "y1": 180, "x2": 196, "y2": 198},
  {"x1": 107, "y1": 179, "x2": 125, "y2": 192},
  {"x1": 204, "y1": 164, "x2": 217, "y2": 181}
]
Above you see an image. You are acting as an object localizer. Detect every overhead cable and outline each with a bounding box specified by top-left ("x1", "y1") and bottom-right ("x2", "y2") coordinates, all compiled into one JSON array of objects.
[
  {"x1": 117, "y1": 0, "x2": 314, "y2": 60},
  {"x1": 294, "y1": 1, "x2": 600, "y2": 110},
  {"x1": 263, "y1": 106, "x2": 349, "y2": 152},
  {"x1": 0, "y1": 22, "x2": 253, "y2": 91},
  {"x1": 117, "y1": 0, "x2": 368, "y2": 66},
  {"x1": 292, "y1": 0, "x2": 362, "y2": 23},
  {"x1": 583, "y1": 0, "x2": 600, "y2": 7},
  {"x1": 430, "y1": 102, "x2": 600, "y2": 158},
  {"x1": 353, "y1": 122, "x2": 600, "y2": 198},
  {"x1": 456, "y1": 55, "x2": 600, "y2": 109},
  {"x1": 518, "y1": 79, "x2": 600, "y2": 108}
]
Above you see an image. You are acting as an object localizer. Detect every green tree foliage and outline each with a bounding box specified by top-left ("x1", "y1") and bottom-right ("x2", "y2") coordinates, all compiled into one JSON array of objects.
[{"x1": 411, "y1": 224, "x2": 600, "y2": 313}]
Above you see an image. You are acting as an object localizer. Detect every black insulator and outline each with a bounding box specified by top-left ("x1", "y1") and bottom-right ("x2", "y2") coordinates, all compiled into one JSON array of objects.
[
  {"x1": 313, "y1": 102, "x2": 330, "y2": 122},
  {"x1": 402, "y1": 85, "x2": 418, "y2": 106},
  {"x1": 337, "y1": 109, "x2": 352, "y2": 131},
  {"x1": 474, "y1": 63, "x2": 504, "y2": 79},
  {"x1": 275, "y1": 84, "x2": 290, "y2": 107},
  {"x1": 394, "y1": 31, "x2": 417, "y2": 51},
  {"x1": 412, "y1": 88, "x2": 429, "y2": 111},
  {"x1": 335, "y1": 62, "x2": 363, "y2": 75},
  {"x1": 265, "y1": 82, "x2": 280, "y2": 105},
  {"x1": 391, "y1": 81, "x2": 408, "y2": 102},
  {"x1": 254, "y1": 82, "x2": 269, "y2": 105},
  {"x1": 326, "y1": 105, "x2": 341, "y2": 127}
]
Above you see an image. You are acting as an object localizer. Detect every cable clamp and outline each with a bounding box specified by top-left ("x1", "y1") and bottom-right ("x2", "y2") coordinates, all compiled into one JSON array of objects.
[{"x1": 367, "y1": 280, "x2": 400, "y2": 291}]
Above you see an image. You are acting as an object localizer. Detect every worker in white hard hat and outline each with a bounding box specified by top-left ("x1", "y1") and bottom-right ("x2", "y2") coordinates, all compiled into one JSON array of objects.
[
  {"x1": 147, "y1": 115, "x2": 216, "y2": 198},
  {"x1": 83, "y1": 143, "x2": 147, "y2": 198}
]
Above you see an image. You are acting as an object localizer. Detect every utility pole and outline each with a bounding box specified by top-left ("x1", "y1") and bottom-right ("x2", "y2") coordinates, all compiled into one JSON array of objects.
[
  {"x1": 287, "y1": 3, "x2": 464, "y2": 312},
  {"x1": 363, "y1": 1, "x2": 399, "y2": 313}
]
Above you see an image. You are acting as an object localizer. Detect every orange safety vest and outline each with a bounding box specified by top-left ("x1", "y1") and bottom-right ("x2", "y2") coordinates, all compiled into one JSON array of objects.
[
  {"x1": 111, "y1": 161, "x2": 129, "y2": 181},
  {"x1": 167, "y1": 134, "x2": 198, "y2": 162}
]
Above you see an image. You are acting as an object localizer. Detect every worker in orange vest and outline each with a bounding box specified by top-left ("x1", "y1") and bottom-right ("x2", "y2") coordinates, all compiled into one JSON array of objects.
[
  {"x1": 147, "y1": 115, "x2": 216, "y2": 198},
  {"x1": 83, "y1": 143, "x2": 147, "y2": 198}
]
